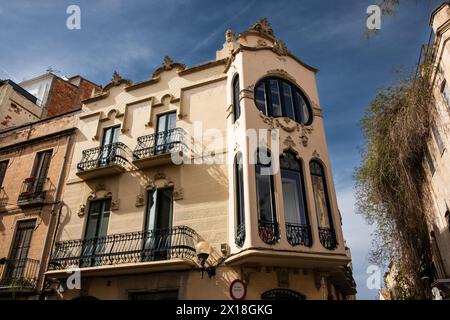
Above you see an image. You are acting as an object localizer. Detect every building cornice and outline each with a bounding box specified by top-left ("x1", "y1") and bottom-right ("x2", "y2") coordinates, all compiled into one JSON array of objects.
[{"x1": 0, "y1": 128, "x2": 76, "y2": 155}]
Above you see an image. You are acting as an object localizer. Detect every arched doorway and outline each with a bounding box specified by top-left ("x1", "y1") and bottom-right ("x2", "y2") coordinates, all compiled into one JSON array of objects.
[{"x1": 261, "y1": 288, "x2": 306, "y2": 300}]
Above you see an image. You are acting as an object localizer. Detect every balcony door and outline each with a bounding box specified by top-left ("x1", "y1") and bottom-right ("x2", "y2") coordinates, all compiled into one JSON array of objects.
[
  {"x1": 5, "y1": 220, "x2": 36, "y2": 283},
  {"x1": 156, "y1": 112, "x2": 176, "y2": 155},
  {"x1": 29, "y1": 150, "x2": 52, "y2": 194},
  {"x1": 143, "y1": 188, "x2": 173, "y2": 261},
  {"x1": 81, "y1": 199, "x2": 111, "y2": 266},
  {"x1": 100, "y1": 126, "x2": 120, "y2": 167}
]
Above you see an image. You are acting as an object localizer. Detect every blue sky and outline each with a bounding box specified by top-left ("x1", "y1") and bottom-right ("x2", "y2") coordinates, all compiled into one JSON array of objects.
[{"x1": 0, "y1": 0, "x2": 443, "y2": 299}]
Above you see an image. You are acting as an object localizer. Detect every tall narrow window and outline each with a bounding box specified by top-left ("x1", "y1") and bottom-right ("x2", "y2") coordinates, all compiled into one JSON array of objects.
[
  {"x1": 425, "y1": 147, "x2": 435, "y2": 175},
  {"x1": 143, "y1": 188, "x2": 173, "y2": 261},
  {"x1": 6, "y1": 219, "x2": 36, "y2": 282},
  {"x1": 0, "y1": 160, "x2": 8, "y2": 188},
  {"x1": 156, "y1": 112, "x2": 177, "y2": 155},
  {"x1": 82, "y1": 199, "x2": 111, "y2": 266},
  {"x1": 234, "y1": 152, "x2": 245, "y2": 247},
  {"x1": 28, "y1": 150, "x2": 52, "y2": 194},
  {"x1": 233, "y1": 76, "x2": 241, "y2": 121},
  {"x1": 100, "y1": 126, "x2": 120, "y2": 167},
  {"x1": 441, "y1": 79, "x2": 450, "y2": 107},
  {"x1": 255, "y1": 149, "x2": 279, "y2": 244},
  {"x1": 310, "y1": 160, "x2": 337, "y2": 249},
  {"x1": 280, "y1": 152, "x2": 311, "y2": 246},
  {"x1": 432, "y1": 121, "x2": 445, "y2": 155}
]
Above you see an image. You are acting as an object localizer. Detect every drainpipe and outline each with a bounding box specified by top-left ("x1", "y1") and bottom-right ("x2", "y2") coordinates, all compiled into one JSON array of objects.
[{"x1": 37, "y1": 132, "x2": 74, "y2": 298}]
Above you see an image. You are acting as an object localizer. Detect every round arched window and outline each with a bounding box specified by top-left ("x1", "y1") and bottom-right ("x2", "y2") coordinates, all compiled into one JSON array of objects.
[{"x1": 254, "y1": 77, "x2": 313, "y2": 125}]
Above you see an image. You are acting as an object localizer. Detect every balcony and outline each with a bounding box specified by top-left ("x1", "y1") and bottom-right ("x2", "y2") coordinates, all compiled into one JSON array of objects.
[
  {"x1": 319, "y1": 227, "x2": 338, "y2": 250},
  {"x1": 0, "y1": 258, "x2": 40, "y2": 292},
  {"x1": 258, "y1": 220, "x2": 280, "y2": 245},
  {"x1": 48, "y1": 226, "x2": 199, "y2": 276},
  {"x1": 286, "y1": 223, "x2": 312, "y2": 247},
  {"x1": 17, "y1": 177, "x2": 49, "y2": 207},
  {"x1": 76, "y1": 142, "x2": 130, "y2": 180},
  {"x1": 133, "y1": 128, "x2": 191, "y2": 169}
]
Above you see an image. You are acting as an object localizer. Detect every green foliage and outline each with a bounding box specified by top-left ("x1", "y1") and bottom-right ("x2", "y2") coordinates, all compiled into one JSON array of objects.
[{"x1": 355, "y1": 66, "x2": 436, "y2": 299}]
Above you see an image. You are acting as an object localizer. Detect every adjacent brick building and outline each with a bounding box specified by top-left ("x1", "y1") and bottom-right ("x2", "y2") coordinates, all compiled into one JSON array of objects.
[{"x1": 20, "y1": 73, "x2": 101, "y2": 118}]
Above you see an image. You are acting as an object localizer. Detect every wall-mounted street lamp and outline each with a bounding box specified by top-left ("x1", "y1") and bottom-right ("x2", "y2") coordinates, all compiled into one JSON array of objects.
[{"x1": 195, "y1": 241, "x2": 216, "y2": 279}]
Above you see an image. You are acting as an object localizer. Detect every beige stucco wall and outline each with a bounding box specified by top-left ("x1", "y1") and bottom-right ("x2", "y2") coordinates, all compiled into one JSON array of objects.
[
  {"x1": 0, "y1": 83, "x2": 42, "y2": 130},
  {"x1": 52, "y1": 21, "x2": 354, "y2": 300},
  {"x1": 426, "y1": 3, "x2": 450, "y2": 280}
]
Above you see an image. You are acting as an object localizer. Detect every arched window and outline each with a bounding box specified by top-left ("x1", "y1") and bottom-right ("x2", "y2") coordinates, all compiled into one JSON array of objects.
[
  {"x1": 234, "y1": 152, "x2": 245, "y2": 247},
  {"x1": 255, "y1": 149, "x2": 279, "y2": 244},
  {"x1": 280, "y1": 152, "x2": 311, "y2": 246},
  {"x1": 233, "y1": 75, "x2": 241, "y2": 121},
  {"x1": 310, "y1": 160, "x2": 337, "y2": 249},
  {"x1": 254, "y1": 76, "x2": 313, "y2": 125}
]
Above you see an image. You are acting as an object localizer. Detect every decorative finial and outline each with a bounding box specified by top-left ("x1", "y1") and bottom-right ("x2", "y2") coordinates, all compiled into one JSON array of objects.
[
  {"x1": 163, "y1": 56, "x2": 174, "y2": 70},
  {"x1": 225, "y1": 29, "x2": 235, "y2": 42},
  {"x1": 112, "y1": 71, "x2": 121, "y2": 85},
  {"x1": 250, "y1": 18, "x2": 274, "y2": 37}
]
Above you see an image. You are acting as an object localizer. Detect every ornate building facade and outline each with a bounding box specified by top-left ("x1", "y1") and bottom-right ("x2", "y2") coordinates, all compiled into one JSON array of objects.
[
  {"x1": 424, "y1": 1, "x2": 450, "y2": 299},
  {"x1": 43, "y1": 19, "x2": 355, "y2": 300}
]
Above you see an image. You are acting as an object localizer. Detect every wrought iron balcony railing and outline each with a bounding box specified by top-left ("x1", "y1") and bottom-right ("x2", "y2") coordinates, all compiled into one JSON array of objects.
[
  {"x1": 77, "y1": 142, "x2": 130, "y2": 172},
  {"x1": 286, "y1": 223, "x2": 312, "y2": 247},
  {"x1": 235, "y1": 224, "x2": 246, "y2": 247},
  {"x1": 48, "y1": 226, "x2": 199, "y2": 270},
  {"x1": 318, "y1": 227, "x2": 338, "y2": 250},
  {"x1": 258, "y1": 220, "x2": 280, "y2": 245},
  {"x1": 0, "y1": 258, "x2": 40, "y2": 290},
  {"x1": 17, "y1": 176, "x2": 49, "y2": 205},
  {"x1": 133, "y1": 128, "x2": 190, "y2": 161}
]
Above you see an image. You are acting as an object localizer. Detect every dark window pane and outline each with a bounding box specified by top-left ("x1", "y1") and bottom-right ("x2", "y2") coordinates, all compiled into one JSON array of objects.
[
  {"x1": 270, "y1": 80, "x2": 282, "y2": 117},
  {"x1": 282, "y1": 82, "x2": 295, "y2": 119},
  {"x1": 235, "y1": 153, "x2": 245, "y2": 226},
  {"x1": 233, "y1": 76, "x2": 241, "y2": 121},
  {"x1": 282, "y1": 169, "x2": 308, "y2": 225},
  {"x1": 0, "y1": 160, "x2": 8, "y2": 187},
  {"x1": 256, "y1": 164, "x2": 275, "y2": 222},
  {"x1": 255, "y1": 82, "x2": 267, "y2": 114},
  {"x1": 310, "y1": 162, "x2": 332, "y2": 228}
]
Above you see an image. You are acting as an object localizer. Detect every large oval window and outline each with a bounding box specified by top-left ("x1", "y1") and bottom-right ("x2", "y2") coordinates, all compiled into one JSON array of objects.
[{"x1": 254, "y1": 77, "x2": 313, "y2": 125}]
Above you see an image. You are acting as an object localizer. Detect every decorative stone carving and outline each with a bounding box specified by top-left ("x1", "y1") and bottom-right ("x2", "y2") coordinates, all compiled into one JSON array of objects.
[
  {"x1": 266, "y1": 69, "x2": 297, "y2": 83},
  {"x1": 313, "y1": 150, "x2": 320, "y2": 159},
  {"x1": 225, "y1": 29, "x2": 235, "y2": 42},
  {"x1": 256, "y1": 39, "x2": 268, "y2": 47},
  {"x1": 77, "y1": 204, "x2": 86, "y2": 217},
  {"x1": 135, "y1": 193, "x2": 145, "y2": 207},
  {"x1": 283, "y1": 136, "x2": 296, "y2": 149},
  {"x1": 103, "y1": 71, "x2": 132, "y2": 91},
  {"x1": 275, "y1": 118, "x2": 297, "y2": 132},
  {"x1": 300, "y1": 126, "x2": 313, "y2": 147},
  {"x1": 173, "y1": 188, "x2": 184, "y2": 201},
  {"x1": 259, "y1": 112, "x2": 275, "y2": 130},
  {"x1": 240, "y1": 84, "x2": 254, "y2": 100},
  {"x1": 111, "y1": 71, "x2": 122, "y2": 86},
  {"x1": 272, "y1": 40, "x2": 290, "y2": 56},
  {"x1": 152, "y1": 56, "x2": 186, "y2": 78},
  {"x1": 111, "y1": 199, "x2": 120, "y2": 211},
  {"x1": 249, "y1": 18, "x2": 274, "y2": 37}
]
